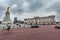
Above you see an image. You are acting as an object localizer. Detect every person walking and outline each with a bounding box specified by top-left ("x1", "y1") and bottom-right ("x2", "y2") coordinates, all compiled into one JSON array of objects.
[{"x1": 6, "y1": 25, "x2": 11, "y2": 32}]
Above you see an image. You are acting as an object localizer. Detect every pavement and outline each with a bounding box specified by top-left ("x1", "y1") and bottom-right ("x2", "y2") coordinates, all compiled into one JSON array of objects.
[{"x1": 0, "y1": 27, "x2": 60, "y2": 40}]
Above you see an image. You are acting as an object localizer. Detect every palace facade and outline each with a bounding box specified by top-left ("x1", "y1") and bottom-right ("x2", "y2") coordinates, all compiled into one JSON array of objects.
[{"x1": 24, "y1": 15, "x2": 56, "y2": 25}]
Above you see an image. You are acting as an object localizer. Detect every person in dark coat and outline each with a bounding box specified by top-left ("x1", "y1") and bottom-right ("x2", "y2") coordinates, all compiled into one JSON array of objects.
[{"x1": 7, "y1": 25, "x2": 11, "y2": 32}]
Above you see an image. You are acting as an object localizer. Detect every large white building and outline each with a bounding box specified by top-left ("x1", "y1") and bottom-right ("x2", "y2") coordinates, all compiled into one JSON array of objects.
[{"x1": 24, "y1": 15, "x2": 56, "y2": 25}]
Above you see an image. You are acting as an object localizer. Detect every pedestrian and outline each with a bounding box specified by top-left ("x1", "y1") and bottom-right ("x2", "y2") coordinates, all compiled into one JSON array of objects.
[{"x1": 6, "y1": 25, "x2": 11, "y2": 32}]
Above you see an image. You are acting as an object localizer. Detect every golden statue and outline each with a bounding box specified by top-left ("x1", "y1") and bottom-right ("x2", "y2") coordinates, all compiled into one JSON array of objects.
[{"x1": 6, "y1": 6, "x2": 10, "y2": 14}]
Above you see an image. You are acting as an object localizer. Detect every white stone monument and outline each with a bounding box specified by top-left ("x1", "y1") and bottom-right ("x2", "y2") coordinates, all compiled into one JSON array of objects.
[{"x1": 2, "y1": 7, "x2": 12, "y2": 28}]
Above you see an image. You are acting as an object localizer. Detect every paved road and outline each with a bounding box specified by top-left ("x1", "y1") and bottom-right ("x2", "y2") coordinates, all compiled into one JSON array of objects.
[{"x1": 0, "y1": 27, "x2": 60, "y2": 40}]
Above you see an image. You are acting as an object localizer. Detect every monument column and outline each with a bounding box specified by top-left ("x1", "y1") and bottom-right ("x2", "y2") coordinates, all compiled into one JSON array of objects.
[{"x1": 2, "y1": 6, "x2": 12, "y2": 28}]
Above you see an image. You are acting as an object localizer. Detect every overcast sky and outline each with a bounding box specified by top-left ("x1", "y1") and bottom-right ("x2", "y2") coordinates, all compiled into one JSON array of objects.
[{"x1": 0, "y1": 0, "x2": 60, "y2": 21}]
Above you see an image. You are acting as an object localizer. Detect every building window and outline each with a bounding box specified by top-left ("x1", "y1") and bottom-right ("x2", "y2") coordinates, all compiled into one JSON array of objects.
[
  {"x1": 35, "y1": 23, "x2": 38, "y2": 25},
  {"x1": 25, "y1": 22, "x2": 27, "y2": 24},
  {"x1": 30, "y1": 23, "x2": 32, "y2": 25}
]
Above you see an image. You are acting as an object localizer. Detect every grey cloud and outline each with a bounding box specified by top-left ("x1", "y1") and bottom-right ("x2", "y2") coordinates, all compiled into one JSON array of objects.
[
  {"x1": 11, "y1": 9, "x2": 24, "y2": 14},
  {"x1": 0, "y1": 0, "x2": 60, "y2": 21},
  {"x1": 0, "y1": 6, "x2": 5, "y2": 20},
  {"x1": 45, "y1": 2, "x2": 60, "y2": 12},
  {"x1": 10, "y1": 0, "x2": 43, "y2": 13},
  {"x1": 0, "y1": 6, "x2": 5, "y2": 12},
  {"x1": 8, "y1": 0, "x2": 23, "y2": 6},
  {"x1": 27, "y1": 0, "x2": 43, "y2": 12},
  {"x1": 45, "y1": 2, "x2": 60, "y2": 21},
  {"x1": 8, "y1": 0, "x2": 24, "y2": 14},
  {"x1": 51, "y1": 2, "x2": 60, "y2": 11}
]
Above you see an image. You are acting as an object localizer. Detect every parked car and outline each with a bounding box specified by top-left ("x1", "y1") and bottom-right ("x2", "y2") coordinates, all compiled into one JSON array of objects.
[
  {"x1": 31, "y1": 25, "x2": 39, "y2": 28},
  {"x1": 55, "y1": 23, "x2": 60, "y2": 29}
]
